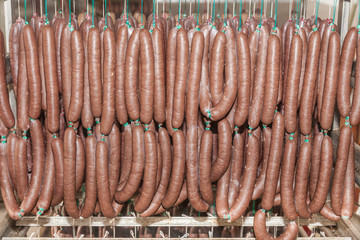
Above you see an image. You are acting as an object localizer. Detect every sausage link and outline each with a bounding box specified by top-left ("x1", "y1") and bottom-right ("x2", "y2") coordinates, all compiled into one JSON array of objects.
[
  {"x1": 43, "y1": 25, "x2": 60, "y2": 133},
  {"x1": 88, "y1": 27, "x2": 103, "y2": 118},
  {"x1": 61, "y1": 26, "x2": 72, "y2": 118},
  {"x1": 294, "y1": 139, "x2": 311, "y2": 219},
  {"x1": 54, "y1": 18, "x2": 66, "y2": 94},
  {"x1": 23, "y1": 25, "x2": 42, "y2": 119},
  {"x1": 63, "y1": 127, "x2": 80, "y2": 218},
  {"x1": 320, "y1": 204, "x2": 340, "y2": 221},
  {"x1": 162, "y1": 130, "x2": 186, "y2": 209},
  {"x1": 20, "y1": 119, "x2": 45, "y2": 213},
  {"x1": 135, "y1": 130, "x2": 158, "y2": 213},
  {"x1": 350, "y1": 33, "x2": 360, "y2": 126},
  {"x1": 172, "y1": 28, "x2": 189, "y2": 129},
  {"x1": 9, "y1": 19, "x2": 24, "y2": 96},
  {"x1": 248, "y1": 30, "x2": 259, "y2": 102},
  {"x1": 341, "y1": 133, "x2": 355, "y2": 218},
  {"x1": 199, "y1": 130, "x2": 214, "y2": 205},
  {"x1": 210, "y1": 119, "x2": 232, "y2": 182},
  {"x1": 109, "y1": 124, "x2": 121, "y2": 200},
  {"x1": 234, "y1": 31, "x2": 251, "y2": 127},
  {"x1": 15, "y1": 137, "x2": 28, "y2": 201},
  {"x1": 100, "y1": 29, "x2": 116, "y2": 135},
  {"x1": 309, "y1": 135, "x2": 333, "y2": 213},
  {"x1": 337, "y1": 27, "x2": 357, "y2": 117},
  {"x1": 115, "y1": 25, "x2": 128, "y2": 124},
  {"x1": 75, "y1": 135, "x2": 85, "y2": 193},
  {"x1": 309, "y1": 131, "x2": 323, "y2": 198},
  {"x1": 38, "y1": 27, "x2": 47, "y2": 112},
  {"x1": 299, "y1": 30, "x2": 321, "y2": 135},
  {"x1": 320, "y1": 31, "x2": 340, "y2": 130},
  {"x1": 51, "y1": 138, "x2": 64, "y2": 206},
  {"x1": 229, "y1": 134, "x2": 260, "y2": 221},
  {"x1": 284, "y1": 34, "x2": 302, "y2": 134},
  {"x1": 216, "y1": 161, "x2": 231, "y2": 219},
  {"x1": 115, "y1": 125, "x2": 144, "y2": 202},
  {"x1": 119, "y1": 123, "x2": 132, "y2": 184},
  {"x1": 6, "y1": 132, "x2": 17, "y2": 188},
  {"x1": 261, "y1": 112, "x2": 285, "y2": 210},
  {"x1": 282, "y1": 22, "x2": 295, "y2": 104},
  {"x1": 297, "y1": 28, "x2": 308, "y2": 109}
]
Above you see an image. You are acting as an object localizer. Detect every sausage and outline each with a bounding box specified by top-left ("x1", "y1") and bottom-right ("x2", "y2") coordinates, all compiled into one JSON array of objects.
[
  {"x1": 80, "y1": 20, "x2": 94, "y2": 129},
  {"x1": 75, "y1": 135, "x2": 85, "y2": 193},
  {"x1": 294, "y1": 138, "x2": 311, "y2": 219},
  {"x1": 308, "y1": 134, "x2": 333, "y2": 213},
  {"x1": 115, "y1": 25, "x2": 128, "y2": 124},
  {"x1": 210, "y1": 27, "x2": 237, "y2": 121},
  {"x1": 275, "y1": 27, "x2": 283, "y2": 105},
  {"x1": 284, "y1": 34, "x2": 302, "y2": 134},
  {"x1": 43, "y1": 25, "x2": 60, "y2": 133},
  {"x1": 337, "y1": 27, "x2": 356, "y2": 118},
  {"x1": 63, "y1": 127, "x2": 80, "y2": 218},
  {"x1": 96, "y1": 140, "x2": 116, "y2": 218},
  {"x1": 261, "y1": 33, "x2": 280, "y2": 125},
  {"x1": 115, "y1": 125, "x2": 144, "y2": 202},
  {"x1": 140, "y1": 127, "x2": 172, "y2": 217},
  {"x1": 210, "y1": 119, "x2": 232, "y2": 182},
  {"x1": 248, "y1": 25, "x2": 270, "y2": 129},
  {"x1": 0, "y1": 135, "x2": 23, "y2": 220},
  {"x1": 162, "y1": 130, "x2": 186, "y2": 209},
  {"x1": 119, "y1": 123, "x2": 132, "y2": 184},
  {"x1": 254, "y1": 209, "x2": 298, "y2": 240},
  {"x1": 135, "y1": 130, "x2": 158, "y2": 213},
  {"x1": 248, "y1": 30, "x2": 260, "y2": 102},
  {"x1": 9, "y1": 19, "x2": 25, "y2": 96},
  {"x1": 350, "y1": 33, "x2": 360, "y2": 126},
  {"x1": 68, "y1": 29, "x2": 84, "y2": 123},
  {"x1": 54, "y1": 18, "x2": 66, "y2": 94},
  {"x1": 209, "y1": 30, "x2": 225, "y2": 106},
  {"x1": 234, "y1": 31, "x2": 251, "y2": 127},
  {"x1": 17, "y1": 31, "x2": 30, "y2": 132},
  {"x1": 100, "y1": 29, "x2": 116, "y2": 135},
  {"x1": 23, "y1": 25, "x2": 42, "y2": 119},
  {"x1": 299, "y1": 30, "x2": 321, "y2": 135},
  {"x1": 229, "y1": 134, "x2": 260, "y2": 221},
  {"x1": 331, "y1": 125, "x2": 351, "y2": 215},
  {"x1": 216, "y1": 161, "x2": 231, "y2": 219},
  {"x1": 320, "y1": 204, "x2": 340, "y2": 221},
  {"x1": 297, "y1": 28, "x2": 308, "y2": 109},
  {"x1": 341, "y1": 133, "x2": 354, "y2": 218},
  {"x1": 6, "y1": 132, "x2": 17, "y2": 188},
  {"x1": 320, "y1": 31, "x2": 340, "y2": 130},
  {"x1": 38, "y1": 28, "x2": 47, "y2": 112},
  {"x1": 252, "y1": 126, "x2": 272, "y2": 200},
  {"x1": 282, "y1": 22, "x2": 295, "y2": 104},
  {"x1": 172, "y1": 28, "x2": 189, "y2": 129},
  {"x1": 317, "y1": 24, "x2": 332, "y2": 121},
  {"x1": 61, "y1": 26, "x2": 72, "y2": 118},
  {"x1": 88, "y1": 27, "x2": 103, "y2": 118},
  {"x1": 36, "y1": 131, "x2": 55, "y2": 214},
  {"x1": 261, "y1": 112, "x2": 285, "y2": 210},
  {"x1": 109, "y1": 124, "x2": 121, "y2": 200},
  {"x1": 165, "y1": 28, "x2": 179, "y2": 135},
  {"x1": 51, "y1": 138, "x2": 64, "y2": 206},
  {"x1": 199, "y1": 130, "x2": 214, "y2": 206},
  {"x1": 125, "y1": 28, "x2": 140, "y2": 121},
  {"x1": 309, "y1": 131, "x2": 323, "y2": 199},
  {"x1": 228, "y1": 133, "x2": 244, "y2": 208},
  {"x1": 15, "y1": 137, "x2": 28, "y2": 201},
  {"x1": 20, "y1": 119, "x2": 45, "y2": 214}
]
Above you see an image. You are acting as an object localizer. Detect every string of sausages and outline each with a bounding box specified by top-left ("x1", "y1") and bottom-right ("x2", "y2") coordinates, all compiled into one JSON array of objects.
[{"x1": 0, "y1": 2, "x2": 357, "y2": 240}]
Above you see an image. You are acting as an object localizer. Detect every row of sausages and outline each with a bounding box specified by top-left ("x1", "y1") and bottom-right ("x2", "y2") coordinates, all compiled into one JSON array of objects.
[{"x1": 0, "y1": 8, "x2": 357, "y2": 239}]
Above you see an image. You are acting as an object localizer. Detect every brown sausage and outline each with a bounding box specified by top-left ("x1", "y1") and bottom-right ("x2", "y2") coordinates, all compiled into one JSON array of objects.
[
  {"x1": 15, "y1": 137, "x2": 28, "y2": 201},
  {"x1": 320, "y1": 204, "x2": 340, "y2": 221},
  {"x1": 23, "y1": 25, "x2": 42, "y2": 119},
  {"x1": 43, "y1": 25, "x2": 60, "y2": 133},
  {"x1": 108, "y1": 124, "x2": 121, "y2": 200},
  {"x1": 199, "y1": 130, "x2": 214, "y2": 206},
  {"x1": 210, "y1": 119, "x2": 232, "y2": 182},
  {"x1": 309, "y1": 131, "x2": 323, "y2": 199},
  {"x1": 248, "y1": 30, "x2": 260, "y2": 102},
  {"x1": 172, "y1": 28, "x2": 189, "y2": 129},
  {"x1": 261, "y1": 112, "x2": 285, "y2": 210},
  {"x1": 282, "y1": 22, "x2": 295, "y2": 104},
  {"x1": 350, "y1": 33, "x2": 360, "y2": 126},
  {"x1": 320, "y1": 31, "x2": 340, "y2": 130},
  {"x1": 297, "y1": 27, "x2": 308, "y2": 109},
  {"x1": 38, "y1": 27, "x2": 46, "y2": 112},
  {"x1": 254, "y1": 209, "x2": 298, "y2": 240},
  {"x1": 6, "y1": 132, "x2": 17, "y2": 188},
  {"x1": 234, "y1": 31, "x2": 251, "y2": 127},
  {"x1": 299, "y1": 30, "x2": 321, "y2": 135},
  {"x1": 115, "y1": 25, "x2": 128, "y2": 124},
  {"x1": 337, "y1": 28, "x2": 357, "y2": 117},
  {"x1": 135, "y1": 130, "x2": 158, "y2": 213},
  {"x1": 20, "y1": 119, "x2": 45, "y2": 214},
  {"x1": 88, "y1": 27, "x2": 103, "y2": 118},
  {"x1": 100, "y1": 28, "x2": 116, "y2": 135},
  {"x1": 284, "y1": 34, "x2": 302, "y2": 134},
  {"x1": 115, "y1": 125, "x2": 144, "y2": 202},
  {"x1": 75, "y1": 135, "x2": 85, "y2": 193},
  {"x1": 331, "y1": 125, "x2": 351, "y2": 215},
  {"x1": 63, "y1": 127, "x2": 80, "y2": 218},
  {"x1": 51, "y1": 138, "x2": 64, "y2": 206},
  {"x1": 61, "y1": 25, "x2": 72, "y2": 118},
  {"x1": 54, "y1": 18, "x2": 66, "y2": 94},
  {"x1": 119, "y1": 123, "x2": 132, "y2": 184},
  {"x1": 309, "y1": 134, "x2": 333, "y2": 213},
  {"x1": 162, "y1": 130, "x2": 186, "y2": 209},
  {"x1": 341, "y1": 133, "x2": 355, "y2": 218},
  {"x1": 216, "y1": 161, "x2": 231, "y2": 219},
  {"x1": 261, "y1": 33, "x2": 280, "y2": 125}
]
